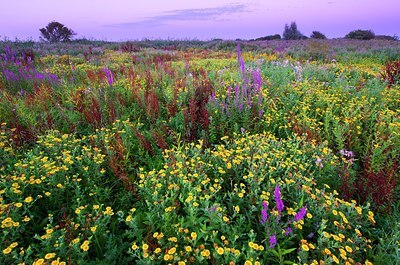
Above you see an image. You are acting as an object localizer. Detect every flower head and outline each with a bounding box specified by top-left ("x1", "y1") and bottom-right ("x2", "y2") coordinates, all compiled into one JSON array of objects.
[
  {"x1": 269, "y1": 234, "x2": 277, "y2": 248},
  {"x1": 315, "y1": 157, "x2": 323, "y2": 168},
  {"x1": 261, "y1": 201, "x2": 268, "y2": 224},
  {"x1": 294, "y1": 206, "x2": 307, "y2": 221},
  {"x1": 274, "y1": 185, "x2": 284, "y2": 214},
  {"x1": 284, "y1": 227, "x2": 293, "y2": 236}
]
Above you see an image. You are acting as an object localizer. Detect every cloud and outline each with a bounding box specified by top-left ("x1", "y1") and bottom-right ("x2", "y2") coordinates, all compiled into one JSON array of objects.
[{"x1": 106, "y1": 3, "x2": 251, "y2": 28}]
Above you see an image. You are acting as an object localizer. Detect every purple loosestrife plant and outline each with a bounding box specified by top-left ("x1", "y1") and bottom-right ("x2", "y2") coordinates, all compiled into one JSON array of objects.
[
  {"x1": 261, "y1": 201, "x2": 268, "y2": 224},
  {"x1": 269, "y1": 234, "x2": 277, "y2": 248},
  {"x1": 294, "y1": 206, "x2": 307, "y2": 221},
  {"x1": 103, "y1": 67, "x2": 114, "y2": 86},
  {"x1": 274, "y1": 185, "x2": 285, "y2": 215},
  {"x1": 284, "y1": 227, "x2": 293, "y2": 236},
  {"x1": 237, "y1": 43, "x2": 245, "y2": 75}
]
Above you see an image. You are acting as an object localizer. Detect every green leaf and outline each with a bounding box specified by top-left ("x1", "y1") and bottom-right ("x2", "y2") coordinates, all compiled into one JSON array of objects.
[
  {"x1": 271, "y1": 249, "x2": 280, "y2": 257},
  {"x1": 281, "y1": 248, "x2": 297, "y2": 255},
  {"x1": 299, "y1": 195, "x2": 304, "y2": 208}
]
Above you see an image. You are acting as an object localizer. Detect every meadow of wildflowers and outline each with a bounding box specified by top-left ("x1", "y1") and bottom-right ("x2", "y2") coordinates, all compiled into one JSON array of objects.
[{"x1": 1, "y1": 39, "x2": 400, "y2": 264}]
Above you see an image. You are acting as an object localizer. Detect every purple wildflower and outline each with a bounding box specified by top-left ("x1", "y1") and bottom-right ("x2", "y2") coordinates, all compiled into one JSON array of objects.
[
  {"x1": 269, "y1": 234, "x2": 277, "y2": 248},
  {"x1": 208, "y1": 205, "x2": 217, "y2": 213},
  {"x1": 237, "y1": 43, "x2": 245, "y2": 74},
  {"x1": 36, "y1": 72, "x2": 44, "y2": 80},
  {"x1": 210, "y1": 92, "x2": 215, "y2": 101},
  {"x1": 103, "y1": 67, "x2": 114, "y2": 86},
  {"x1": 284, "y1": 227, "x2": 293, "y2": 236},
  {"x1": 294, "y1": 206, "x2": 307, "y2": 221},
  {"x1": 19, "y1": 88, "x2": 25, "y2": 97},
  {"x1": 258, "y1": 109, "x2": 263, "y2": 119},
  {"x1": 48, "y1": 73, "x2": 58, "y2": 80},
  {"x1": 261, "y1": 201, "x2": 268, "y2": 224},
  {"x1": 252, "y1": 70, "x2": 262, "y2": 91},
  {"x1": 274, "y1": 185, "x2": 284, "y2": 214},
  {"x1": 315, "y1": 157, "x2": 323, "y2": 168},
  {"x1": 339, "y1": 149, "x2": 355, "y2": 164},
  {"x1": 339, "y1": 148, "x2": 354, "y2": 158},
  {"x1": 227, "y1": 86, "x2": 232, "y2": 99}
]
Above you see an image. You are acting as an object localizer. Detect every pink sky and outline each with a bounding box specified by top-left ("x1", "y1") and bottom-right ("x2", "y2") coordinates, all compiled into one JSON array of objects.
[{"x1": 1, "y1": 0, "x2": 398, "y2": 41}]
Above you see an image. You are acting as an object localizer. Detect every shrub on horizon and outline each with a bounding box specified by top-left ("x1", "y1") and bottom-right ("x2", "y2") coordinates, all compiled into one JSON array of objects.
[
  {"x1": 345, "y1": 29, "x2": 375, "y2": 40},
  {"x1": 375, "y1": 35, "x2": 399, "y2": 41},
  {"x1": 310, "y1": 31, "x2": 327, "y2": 39},
  {"x1": 252, "y1": 34, "x2": 282, "y2": 41}
]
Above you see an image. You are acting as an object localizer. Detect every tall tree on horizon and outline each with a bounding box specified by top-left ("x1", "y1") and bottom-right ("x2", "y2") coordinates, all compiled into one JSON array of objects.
[
  {"x1": 40, "y1": 21, "x2": 76, "y2": 43},
  {"x1": 283, "y1": 21, "x2": 306, "y2": 40}
]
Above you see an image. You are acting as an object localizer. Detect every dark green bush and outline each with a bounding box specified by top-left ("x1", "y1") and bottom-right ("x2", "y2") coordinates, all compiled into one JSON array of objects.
[
  {"x1": 310, "y1": 31, "x2": 327, "y2": 39},
  {"x1": 345, "y1": 29, "x2": 375, "y2": 40},
  {"x1": 375, "y1": 35, "x2": 399, "y2": 41},
  {"x1": 252, "y1": 34, "x2": 282, "y2": 41}
]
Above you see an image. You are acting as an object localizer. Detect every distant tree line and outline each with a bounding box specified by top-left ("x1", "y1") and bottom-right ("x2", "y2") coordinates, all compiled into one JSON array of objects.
[
  {"x1": 250, "y1": 21, "x2": 398, "y2": 41},
  {"x1": 38, "y1": 20, "x2": 398, "y2": 43}
]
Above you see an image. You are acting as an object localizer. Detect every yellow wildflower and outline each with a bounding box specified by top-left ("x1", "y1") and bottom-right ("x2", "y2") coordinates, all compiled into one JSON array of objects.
[
  {"x1": 33, "y1": 259, "x2": 45, "y2": 265},
  {"x1": 132, "y1": 243, "x2": 138, "y2": 250},
  {"x1": 185, "y1": 246, "x2": 192, "y2": 252},
  {"x1": 217, "y1": 247, "x2": 224, "y2": 255},
  {"x1": 168, "y1": 247, "x2": 176, "y2": 255},
  {"x1": 24, "y1": 196, "x2": 33, "y2": 203},
  {"x1": 301, "y1": 244, "x2": 310, "y2": 251},
  {"x1": 80, "y1": 240, "x2": 90, "y2": 251},
  {"x1": 3, "y1": 247, "x2": 12, "y2": 254},
  {"x1": 345, "y1": 246, "x2": 353, "y2": 253},
  {"x1": 45, "y1": 253, "x2": 56, "y2": 259}
]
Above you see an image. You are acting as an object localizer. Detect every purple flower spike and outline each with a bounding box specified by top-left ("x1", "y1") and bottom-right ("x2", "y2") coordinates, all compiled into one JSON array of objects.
[
  {"x1": 237, "y1": 43, "x2": 245, "y2": 74},
  {"x1": 269, "y1": 234, "x2": 277, "y2": 248},
  {"x1": 103, "y1": 67, "x2": 114, "y2": 86},
  {"x1": 274, "y1": 185, "x2": 284, "y2": 214},
  {"x1": 261, "y1": 201, "x2": 268, "y2": 224},
  {"x1": 294, "y1": 206, "x2": 307, "y2": 221},
  {"x1": 284, "y1": 227, "x2": 293, "y2": 236}
]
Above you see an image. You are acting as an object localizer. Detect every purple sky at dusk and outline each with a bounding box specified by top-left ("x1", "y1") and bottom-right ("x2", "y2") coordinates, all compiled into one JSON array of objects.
[{"x1": 1, "y1": 0, "x2": 398, "y2": 41}]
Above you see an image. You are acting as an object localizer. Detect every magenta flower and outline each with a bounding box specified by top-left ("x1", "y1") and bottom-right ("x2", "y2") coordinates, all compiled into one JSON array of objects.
[
  {"x1": 315, "y1": 157, "x2": 323, "y2": 168},
  {"x1": 261, "y1": 201, "x2": 268, "y2": 224},
  {"x1": 237, "y1": 43, "x2": 245, "y2": 74},
  {"x1": 103, "y1": 67, "x2": 114, "y2": 86},
  {"x1": 284, "y1": 227, "x2": 293, "y2": 236},
  {"x1": 274, "y1": 185, "x2": 284, "y2": 214},
  {"x1": 294, "y1": 206, "x2": 307, "y2": 221},
  {"x1": 269, "y1": 234, "x2": 277, "y2": 248}
]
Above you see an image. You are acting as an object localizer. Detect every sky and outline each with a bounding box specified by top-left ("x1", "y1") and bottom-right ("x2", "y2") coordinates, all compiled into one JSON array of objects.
[{"x1": 0, "y1": 0, "x2": 399, "y2": 41}]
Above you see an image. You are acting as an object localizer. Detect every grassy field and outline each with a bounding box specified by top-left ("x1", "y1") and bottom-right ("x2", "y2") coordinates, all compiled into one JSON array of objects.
[{"x1": 1, "y1": 39, "x2": 400, "y2": 264}]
